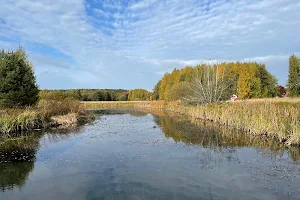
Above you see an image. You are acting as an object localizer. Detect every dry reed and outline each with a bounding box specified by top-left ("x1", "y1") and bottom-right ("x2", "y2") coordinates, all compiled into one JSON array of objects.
[{"x1": 83, "y1": 100, "x2": 300, "y2": 146}]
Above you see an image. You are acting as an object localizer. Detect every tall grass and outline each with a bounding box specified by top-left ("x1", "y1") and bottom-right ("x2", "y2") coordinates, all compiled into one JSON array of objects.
[
  {"x1": 38, "y1": 100, "x2": 83, "y2": 119},
  {"x1": 163, "y1": 102, "x2": 300, "y2": 145},
  {"x1": 83, "y1": 100, "x2": 300, "y2": 146},
  {"x1": 0, "y1": 100, "x2": 85, "y2": 136}
]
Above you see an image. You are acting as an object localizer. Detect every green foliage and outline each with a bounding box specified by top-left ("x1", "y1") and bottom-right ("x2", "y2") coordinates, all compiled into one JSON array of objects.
[
  {"x1": 156, "y1": 62, "x2": 277, "y2": 100},
  {"x1": 0, "y1": 47, "x2": 39, "y2": 107},
  {"x1": 39, "y1": 89, "x2": 128, "y2": 101},
  {"x1": 118, "y1": 94, "x2": 128, "y2": 101},
  {"x1": 128, "y1": 89, "x2": 152, "y2": 101},
  {"x1": 167, "y1": 82, "x2": 191, "y2": 101},
  {"x1": 152, "y1": 80, "x2": 161, "y2": 100},
  {"x1": 258, "y1": 65, "x2": 278, "y2": 98},
  {"x1": 287, "y1": 55, "x2": 300, "y2": 97}
]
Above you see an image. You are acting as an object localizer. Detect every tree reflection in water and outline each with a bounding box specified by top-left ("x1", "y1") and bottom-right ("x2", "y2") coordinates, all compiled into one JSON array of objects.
[
  {"x1": 0, "y1": 130, "x2": 82, "y2": 191},
  {"x1": 154, "y1": 114, "x2": 300, "y2": 162},
  {"x1": 0, "y1": 134, "x2": 41, "y2": 191}
]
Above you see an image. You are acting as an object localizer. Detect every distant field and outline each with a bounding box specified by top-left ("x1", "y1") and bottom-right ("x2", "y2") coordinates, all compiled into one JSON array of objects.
[
  {"x1": 82, "y1": 100, "x2": 165, "y2": 109},
  {"x1": 82, "y1": 97, "x2": 300, "y2": 106},
  {"x1": 238, "y1": 97, "x2": 300, "y2": 103}
]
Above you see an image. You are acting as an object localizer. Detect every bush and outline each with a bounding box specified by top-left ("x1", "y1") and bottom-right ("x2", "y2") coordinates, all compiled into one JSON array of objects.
[
  {"x1": 38, "y1": 100, "x2": 83, "y2": 119},
  {"x1": 128, "y1": 89, "x2": 152, "y2": 101},
  {"x1": 118, "y1": 95, "x2": 128, "y2": 101},
  {"x1": 167, "y1": 82, "x2": 191, "y2": 101},
  {"x1": 0, "y1": 47, "x2": 39, "y2": 107}
]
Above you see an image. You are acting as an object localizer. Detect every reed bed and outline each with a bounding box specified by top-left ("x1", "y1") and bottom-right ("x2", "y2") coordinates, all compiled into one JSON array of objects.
[
  {"x1": 0, "y1": 100, "x2": 87, "y2": 136},
  {"x1": 240, "y1": 97, "x2": 300, "y2": 103},
  {"x1": 164, "y1": 102, "x2": 300, "y2": 145},
  {"x1": 83, "y1": 100, "x2": 300, "y2": 146}
]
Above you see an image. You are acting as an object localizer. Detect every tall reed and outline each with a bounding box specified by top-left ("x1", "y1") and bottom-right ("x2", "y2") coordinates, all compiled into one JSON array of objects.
[
  {"x1": 83, "y1": 100, "x2": 300, "y2": 146},
  {"x1": 0, "y1": 100, "x2": 85, "y2": 136}
]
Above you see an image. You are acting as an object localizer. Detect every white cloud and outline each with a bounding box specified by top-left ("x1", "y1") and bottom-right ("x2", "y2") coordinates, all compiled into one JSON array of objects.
[
  {"x1": 128, "y1": 0, "x2": 159, "y2": 10},
  {"x1": 0, "y1": 0, "x2": 299, "y2": 89}
]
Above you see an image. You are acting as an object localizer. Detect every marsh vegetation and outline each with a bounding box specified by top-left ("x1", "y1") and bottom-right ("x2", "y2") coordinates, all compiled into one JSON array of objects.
[{"x1": 1, "y1": 110, "x2": 300, "y2": 199}]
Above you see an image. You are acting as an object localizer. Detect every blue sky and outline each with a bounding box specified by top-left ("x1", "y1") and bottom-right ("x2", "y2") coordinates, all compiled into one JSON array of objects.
[{"x1": 0, "y1": 0, "x2": 300, "y2": 90}]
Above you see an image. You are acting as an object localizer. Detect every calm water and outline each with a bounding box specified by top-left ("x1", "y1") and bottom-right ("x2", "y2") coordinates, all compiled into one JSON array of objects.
[{"x1": 1, "y1": 110, "x2": 300, "y2": 200}]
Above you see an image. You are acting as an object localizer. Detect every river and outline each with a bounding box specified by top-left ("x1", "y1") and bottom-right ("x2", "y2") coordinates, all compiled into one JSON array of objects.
[{"x1": 1, "y1": 109, "x2": 300, "y2": 200}]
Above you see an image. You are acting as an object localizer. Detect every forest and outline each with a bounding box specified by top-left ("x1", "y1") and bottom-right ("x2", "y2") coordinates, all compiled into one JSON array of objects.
[
  {"x1": 39, "y1": 89, "x2": 129, "y2": 101},
  {"x1": 38, "y1": 56, "x2": 300, "y2": 102},
  {"x1": 40, "y1": 61, "x2": 289, "y2": 102},
  {"x1": 153, "y1": 62, "x2": 280, "y2": 102},
  {"x1": 39, "y1": 88, "x2": 153, "y2": 101}
]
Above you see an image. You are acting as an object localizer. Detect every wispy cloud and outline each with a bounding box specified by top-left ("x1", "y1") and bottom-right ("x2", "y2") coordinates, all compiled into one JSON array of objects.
[{"x1": 0, "y1": 0, "x2": 299, "y2": 89}]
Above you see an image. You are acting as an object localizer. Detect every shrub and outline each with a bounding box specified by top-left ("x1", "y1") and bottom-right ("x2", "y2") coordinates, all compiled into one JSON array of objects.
[
  {"x1": 38, "y1": 100, "x2": 83, "y2": 119},
  {"x1": 118, "y1": 95, "x2": 128, "y2": 101},
  {"x1": 167, "y1": 82, "x2": 191, "y2": 101}
]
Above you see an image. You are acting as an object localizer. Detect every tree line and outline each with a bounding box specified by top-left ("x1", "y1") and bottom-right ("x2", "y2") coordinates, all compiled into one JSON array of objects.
[
  {"x1": 40, "y1": 89, "x2": 129, "y2": 101},
  {"x1": 128, "y1": 89, "x2": 152, "y2": 101},
  {"x1": 40, "y1": 88, "x2": 153, "y2": 101},
  {"x1": 153, "y1": 62, "x2": 281, "y2": 101},
  {"x1": 0, "y1": 47, "x2": 298, "y2": 108}
]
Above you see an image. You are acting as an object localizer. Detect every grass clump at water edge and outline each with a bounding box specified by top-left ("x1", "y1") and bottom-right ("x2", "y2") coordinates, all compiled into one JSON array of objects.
[{"x1": 0, "y1": 100, "x2": 94, "y2": 136}]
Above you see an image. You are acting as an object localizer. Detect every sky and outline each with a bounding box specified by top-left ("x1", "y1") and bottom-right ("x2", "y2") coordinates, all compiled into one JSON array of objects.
[{"x1": 0, "y1": 0, "x2": 300, "y2": 90}]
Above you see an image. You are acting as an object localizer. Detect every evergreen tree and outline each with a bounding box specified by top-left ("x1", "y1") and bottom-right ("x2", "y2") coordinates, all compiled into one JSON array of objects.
[
  {"x1": 287, "y1": 55, "x2": 300, "y2": 97},
  {"x1": 0, "y1": 47, "x2": 39, "y2": 107}
]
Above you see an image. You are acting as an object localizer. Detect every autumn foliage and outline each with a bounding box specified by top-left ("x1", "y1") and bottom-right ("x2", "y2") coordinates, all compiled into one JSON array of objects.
[{"x1": 154, "y1": 62, "x2": 278, "y2": 101}]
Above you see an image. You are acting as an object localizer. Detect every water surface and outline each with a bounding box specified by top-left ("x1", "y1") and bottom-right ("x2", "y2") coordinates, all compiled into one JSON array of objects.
[{"x1": 1, "y1": 110, "x2": 300, "y2": 200}]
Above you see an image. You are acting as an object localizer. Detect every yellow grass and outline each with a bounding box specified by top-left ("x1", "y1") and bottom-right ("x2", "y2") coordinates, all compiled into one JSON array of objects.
[
  {"x1": 238, "y1": 97, "x2": 300, "y2": 103},
  {"x1": 83, "y1": 99, "x2": 300, "y2": 146},
  {"x1": 0, "y1": 100, "x2": 88, "y2": 135}
]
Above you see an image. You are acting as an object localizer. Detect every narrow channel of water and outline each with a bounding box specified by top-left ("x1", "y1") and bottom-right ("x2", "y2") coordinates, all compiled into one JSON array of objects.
[{"x1": 1, "y1": 110, "x2": 300, "y2": 200}]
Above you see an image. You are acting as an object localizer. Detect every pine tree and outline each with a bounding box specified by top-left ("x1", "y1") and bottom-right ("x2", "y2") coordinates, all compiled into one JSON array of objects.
[
  {"x1": 287, "y1": 55, "x2": 300, "y2": 97},
  {"x1": 0, "y1": 47, "x2": 39, "y2": 107}
]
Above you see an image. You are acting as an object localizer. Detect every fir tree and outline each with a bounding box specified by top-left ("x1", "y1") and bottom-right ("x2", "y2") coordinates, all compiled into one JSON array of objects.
[{"x1": 0, "y1": 47, "x2": 39, "y2": 107}]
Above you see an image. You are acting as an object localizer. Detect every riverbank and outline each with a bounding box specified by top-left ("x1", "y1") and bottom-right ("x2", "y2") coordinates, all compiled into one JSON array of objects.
[
  {"x1": 0, "y1": 100, "x2": 94, "y2": 136},
  {"x1": 83, "y1": 100, "x2": 300, "y2": 146}
]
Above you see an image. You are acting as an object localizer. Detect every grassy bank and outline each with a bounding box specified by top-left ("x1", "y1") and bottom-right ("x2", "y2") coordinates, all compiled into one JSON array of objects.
[
  {"x1": 83, "y1": 99, "x2": 300, "y2": 146},
  {"x1": 0, "y1": 100, "x2": 93, "y2": 136}
]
